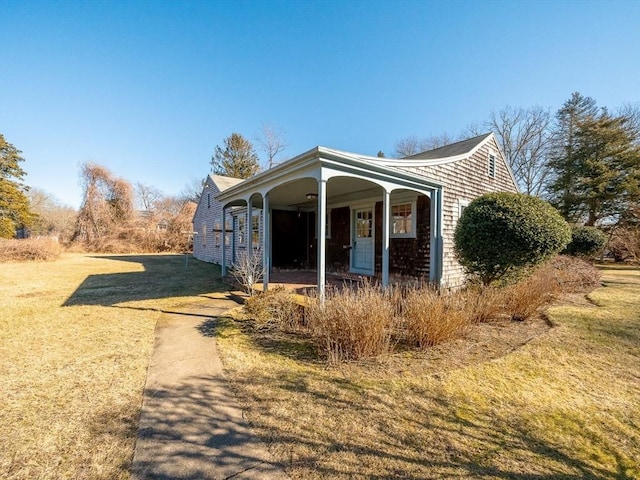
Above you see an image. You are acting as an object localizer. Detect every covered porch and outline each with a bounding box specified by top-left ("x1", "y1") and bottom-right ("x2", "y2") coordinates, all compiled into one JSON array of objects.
[{"x1": 217, "y1": 147, "x2": 444, "y2": 298}]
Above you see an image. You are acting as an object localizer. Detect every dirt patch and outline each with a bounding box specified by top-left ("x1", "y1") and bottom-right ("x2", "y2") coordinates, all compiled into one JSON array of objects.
[{"x1": 236, "y1": 314, "x2": 553, "y2": 380}]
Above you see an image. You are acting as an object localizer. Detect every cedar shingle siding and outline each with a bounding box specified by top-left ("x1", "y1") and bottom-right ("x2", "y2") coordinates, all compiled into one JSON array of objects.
[
  {"x1": 399, "y1": 136, "x2": 517, "y2": 286},
  {"x1": 194, "y1": 134, "x2": 518, "y2": 287}
]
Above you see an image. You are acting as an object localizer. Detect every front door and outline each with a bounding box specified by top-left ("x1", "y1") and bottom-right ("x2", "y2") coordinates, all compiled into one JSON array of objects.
[{"x1": 351, "y1": 207, "x2": 374, "y2": 274}]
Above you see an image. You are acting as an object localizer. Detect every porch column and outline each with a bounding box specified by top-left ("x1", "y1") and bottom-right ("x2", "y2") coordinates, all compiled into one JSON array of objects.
[
  {"x1": 262, "y1": 193, "x2": 270, "y2": 292},
  {"x1": 381, "y1": 188, "x2": 390, "y2": 287},
  {"x1": 246, "y1": 198, "x2": 252, "y2": 251},
  {"x1": 317, "y1": 178, "x2": 327, "y2": 302},
  {"x1": 429, "y1": 187, "x2": 444, "y2": 285},
  {"x1": 221, "y1": 207, "x2": 227, "y2": 277}
]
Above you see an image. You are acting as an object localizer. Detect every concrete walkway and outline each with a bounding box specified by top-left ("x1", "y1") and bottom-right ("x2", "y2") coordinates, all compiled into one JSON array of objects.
[{"x1": 131, "y1": 297, "x2": 289, "y2": 480}]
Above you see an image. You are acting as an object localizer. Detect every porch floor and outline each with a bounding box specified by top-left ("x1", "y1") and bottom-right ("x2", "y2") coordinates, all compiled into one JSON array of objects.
[{"x1": 256, "y1": 270, "x2": 374, "y2": 294}]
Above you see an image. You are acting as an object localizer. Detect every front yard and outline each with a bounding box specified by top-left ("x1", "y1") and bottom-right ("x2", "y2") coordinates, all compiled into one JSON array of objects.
[
  {"x1": 0, "y1": 254, "x2": 223, "y2": 480},
  {"x1": 216, "y1": 265, "x2": 640, "y2": 479},
  {"x1": 1, "y1": 254, "x2": 638, "y2": 479}
]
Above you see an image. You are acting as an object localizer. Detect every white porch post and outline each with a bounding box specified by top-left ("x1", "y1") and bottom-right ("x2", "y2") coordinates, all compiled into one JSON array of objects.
[
  {"x1": 429, "y1": 187, "x2": 444, "y2": 285},
  {"x1": 317, "y1": 178, "x2": 327, "y2": 302},
  {"x1": 381, "y1": 188, "x2": 390, "y2": 287},
  {"x1": 221, "y1": 207, "x2": 227, "y2": 277},
  {"x1": 246, "y1": 198, "x2": 252, "y2": 251},
  {"x1": 262, "y1": 193, "x2": 270, "y2": 292}
]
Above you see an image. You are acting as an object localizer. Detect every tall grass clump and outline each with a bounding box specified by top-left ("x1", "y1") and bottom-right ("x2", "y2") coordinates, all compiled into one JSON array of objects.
[
  {"x1": 0, "y1": 237, "x2": 61, "y2": 262},
  {"x1": 244, "y1": 287, "x2": 302, "y2": 330},
  {"x1": 305, "y1": 283, "x2": 395, "y2": 361},
  {"x1": 402, "y1": 287, "x2": 471, "y2": 348},
  {"x1": 504, "y1": 263, "x2": 560, "y2": 321},
  {"x1": 460, "y1": 285, "x2": 505, "y2": 323}
]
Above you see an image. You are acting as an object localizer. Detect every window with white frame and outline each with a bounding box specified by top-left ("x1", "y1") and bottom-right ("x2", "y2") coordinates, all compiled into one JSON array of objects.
[
  {"x1": 488, "y1": 151, "x2": 496, "y2": 178},
  {"x1": 458, "y1": 199, "x2": 470, "y2": 219},
  {"x1": 391, "y1": 202, "x2": 416, "y2": 238},
  {"x1": 238, "y1": 216, "x2": 246, "y2": 246}
]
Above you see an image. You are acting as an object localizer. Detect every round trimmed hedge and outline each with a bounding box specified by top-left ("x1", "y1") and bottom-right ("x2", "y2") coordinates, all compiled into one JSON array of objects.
[
  {"x1": 563, "y1": 225, "x2": 607, "y2": 258},
  {"x1": 454, "y1": 192, "x2": 571, "y2": 284}
]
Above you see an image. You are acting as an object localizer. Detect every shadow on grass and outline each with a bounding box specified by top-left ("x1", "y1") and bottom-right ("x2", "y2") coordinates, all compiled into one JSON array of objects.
[
  {"x1": 63, "y1": 255, "x2": 225, "y2": 307},
  {"x1": 228, "y1": 368, "x2": 635, "y2": 479}
]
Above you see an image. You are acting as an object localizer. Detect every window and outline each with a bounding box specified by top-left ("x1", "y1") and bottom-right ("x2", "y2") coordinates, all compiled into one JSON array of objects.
[
  {"x1": 252, "y1": 214, "x2": 260, "y2": 247},
  {"x1": 458, "y1": 199, "x2": 469, "y2": 219},
  {"x1": 224, "y1": 219, "x2": 232, "y2": 246},
  {"x1": 238, "y1": 216, "x2": 246, "y2": 245},
  {"x1": 488, "y1": 152, "x2": 496, "y2": 178},
  {"x1": 391, "y1": 202, "x2": 416, "y2": 238},
  {"x1": 214, "y1": 222, "x2": 221, "y2": 246},
  {"x1": 201, "y1": 222, "x2": 207, "y2": 246},
  {"x1": 207, "y1": 193, "x2": 211, "y2": 208}
]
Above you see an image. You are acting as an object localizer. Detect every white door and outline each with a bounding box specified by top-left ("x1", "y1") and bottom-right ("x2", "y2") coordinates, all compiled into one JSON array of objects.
[{"x1": 351, "y1": 207, "x2": 374, "y2": 274}]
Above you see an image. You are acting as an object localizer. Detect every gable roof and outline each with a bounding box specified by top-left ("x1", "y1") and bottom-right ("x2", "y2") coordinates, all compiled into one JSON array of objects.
[
  {"x1": 208, "y1": 174, "x2": 244, "y2": 191},
  {"x1": 404, "y1": 133, "x2": 492, "y2": 160}
]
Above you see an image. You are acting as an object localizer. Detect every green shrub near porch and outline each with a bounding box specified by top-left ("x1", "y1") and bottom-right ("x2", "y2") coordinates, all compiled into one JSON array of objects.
[{"x1": 454, "y1": 192, "x2": 571, "y2": 285}]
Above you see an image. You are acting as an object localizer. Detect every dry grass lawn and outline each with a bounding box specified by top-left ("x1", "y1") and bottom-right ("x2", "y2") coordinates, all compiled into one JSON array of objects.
[
  {"x1": 217, "y1": 266, "x2": 640, "y2": 479},
  {"x1": 0, "y1": 253, "x2": 223, "y2": 480}
]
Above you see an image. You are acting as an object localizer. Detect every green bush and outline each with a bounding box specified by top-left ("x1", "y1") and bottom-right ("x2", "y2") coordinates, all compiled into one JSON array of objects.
[
  {"x1": 454, "y1": 192, "x2": 571, "y2": 285},
  {"x1": 563, "y1": 225, "x2": 606, "y2": 258}
]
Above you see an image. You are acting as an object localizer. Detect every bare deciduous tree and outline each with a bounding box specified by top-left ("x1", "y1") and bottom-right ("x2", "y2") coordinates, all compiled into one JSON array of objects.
[
  {"x1": 27, "y1": 188, "x2": 77, "y2": 241},
  {"x1": 135, "y1": 182, "x2": 164, "y2": 212},
  {"x1": 179, "y1": 178, "x2": 205, "y2": 204},
  {"x1": 73, "y1": 163, "x2": 134, "y2": 243},
  {"x1": 487, "y1": 106, "x2": 552, "y2": 196},
  {"x1": 393, "y1": 133, "x2": 455, "y2": 157},
  {"x1": 256, "y1": 123, "x2": 288, "y2": 169}
]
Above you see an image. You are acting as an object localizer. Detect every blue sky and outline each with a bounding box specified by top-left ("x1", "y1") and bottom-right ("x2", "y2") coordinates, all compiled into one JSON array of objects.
[{"x1": 1, "y1": 0, "x2": 639, "y2": 208}]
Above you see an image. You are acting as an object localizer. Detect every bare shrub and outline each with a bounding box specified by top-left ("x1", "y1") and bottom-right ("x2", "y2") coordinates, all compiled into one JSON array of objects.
[
  {"x1": 544, "y1": 255, "x2": 602, "y2": 294},
  {"x1": 402, "y1": 287, "x2": 471, "y2": 348},
  {"x1": 460, "y1": 285, "x2": 506, "y2": 323},
  {"x1": 244, "y1": 287, "x2": 302, "y2": 329},
  {"x1": 231, "y1": 249, "x2": 264, "y2": 295},
  {"x1": 0, "y1": 237, "x2": 61, "y2": 262},
  {"x1": 608, "y1": 226, "x2": 640, "y2": 263},
  {"x1": 305, "y1": 283, "x2": 395, "y2": 361},
  {"x1": 504, "y1": 265, "x2": 560, "y2": 321}
]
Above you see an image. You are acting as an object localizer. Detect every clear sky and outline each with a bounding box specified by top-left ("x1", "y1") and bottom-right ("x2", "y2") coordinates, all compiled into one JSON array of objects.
[{"x1": 1, "y1": 0, "x2": 639, "y2": 208}]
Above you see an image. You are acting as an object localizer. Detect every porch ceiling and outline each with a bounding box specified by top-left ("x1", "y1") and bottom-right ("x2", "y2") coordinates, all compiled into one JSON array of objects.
[{"x1": 268, "y1": 176, "x2": 383, "y2": 210}]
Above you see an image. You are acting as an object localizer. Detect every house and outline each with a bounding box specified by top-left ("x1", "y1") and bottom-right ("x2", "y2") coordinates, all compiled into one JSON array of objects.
[
  {"x1": 193, "y1": 133, "x2": 518, "y2": 295},
  {"x1": 192, "y1": 174, "x2": 244, "y2": 264}
]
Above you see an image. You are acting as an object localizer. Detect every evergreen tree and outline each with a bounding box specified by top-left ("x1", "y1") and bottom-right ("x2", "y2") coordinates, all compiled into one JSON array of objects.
[
  {"x1": 211, "y1": 133, "x2": 260, "y2": 179},
  {"x1": 0, "y1": 134, "x2": 34, "y2": 238},
  {"x1": 548, "y1": 94, "x2": 640, "y2": 225},
  {"x1": 548, "y1": 92, "x2": 598, "y2": 219},
  {"x1": 572, "y1": 112, "x2": 640, "y2": 225}
]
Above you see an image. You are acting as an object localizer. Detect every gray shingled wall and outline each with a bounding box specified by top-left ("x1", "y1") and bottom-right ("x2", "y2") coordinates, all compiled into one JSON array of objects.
[{"x1": 400, "y1": 136, "x2": 518, "y2": 286}]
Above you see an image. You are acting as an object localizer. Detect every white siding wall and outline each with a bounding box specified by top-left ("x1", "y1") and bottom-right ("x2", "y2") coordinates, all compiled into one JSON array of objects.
[{"x1": 192, "y1": 181, "x2": 233, "y2": 264}]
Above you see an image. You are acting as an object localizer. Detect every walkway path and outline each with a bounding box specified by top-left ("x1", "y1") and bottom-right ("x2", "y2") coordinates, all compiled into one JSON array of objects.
[{"x1": 131, "y1": 297, "x2": 289, "y2": 480}]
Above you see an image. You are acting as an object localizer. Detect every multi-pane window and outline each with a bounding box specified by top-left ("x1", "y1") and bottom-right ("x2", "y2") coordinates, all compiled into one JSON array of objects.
[
  {"x1": 252, "y1": 214, "x2": 260, "y2": 247},
  {"x1": 238, "y1": 216, "x2": 246, "y2": 245},
  {"x1": 214, "y1": 222, "x2": 221, "y2": 245},
  {"x1": 224, "y1": 219, "x2": 232, "y2": 246},
  {"x1": 356, "y1": 210, "x2": 373, "y2": 238},
  {"x1": 391, "y1": 203, "x2": 413, "y2": 236},
  {"x1": 488, "y1": 153, "x2": 496, "y2": 178},
  {"x1": 207, "y1": 193, "x2": 211, "y2": 208}
]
